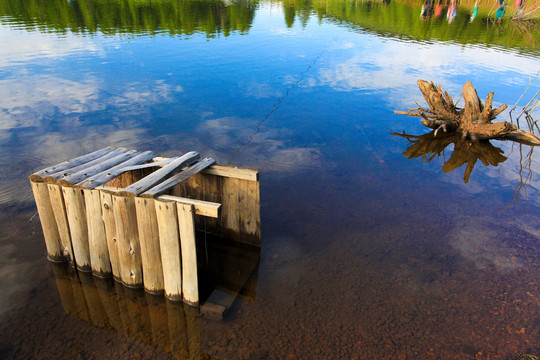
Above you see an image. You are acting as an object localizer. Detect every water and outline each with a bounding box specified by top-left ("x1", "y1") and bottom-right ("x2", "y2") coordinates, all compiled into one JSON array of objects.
[{"x1": 0, "y1": 0, "x2": 539, "y2": 358}]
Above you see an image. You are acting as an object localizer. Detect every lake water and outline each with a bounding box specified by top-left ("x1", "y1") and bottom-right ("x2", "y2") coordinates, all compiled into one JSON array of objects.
[{"x1": 0, "y1": 0, "x2": 539, "y2": 359}]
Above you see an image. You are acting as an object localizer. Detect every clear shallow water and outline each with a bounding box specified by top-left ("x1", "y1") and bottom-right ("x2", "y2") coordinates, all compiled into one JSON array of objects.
[{"x1": 0, "y1": 0, "x2": 539, "y2": 359}]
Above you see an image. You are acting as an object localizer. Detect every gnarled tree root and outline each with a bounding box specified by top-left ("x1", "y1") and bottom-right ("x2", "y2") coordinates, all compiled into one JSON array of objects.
[{"x1": 395, "y1": 80, "x2": 540, "y2": 146}]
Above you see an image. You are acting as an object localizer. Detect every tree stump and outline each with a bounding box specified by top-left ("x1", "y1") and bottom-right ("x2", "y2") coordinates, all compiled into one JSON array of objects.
[{"x1": 395, "y1": 80, "x2": 540, "y2": 146}]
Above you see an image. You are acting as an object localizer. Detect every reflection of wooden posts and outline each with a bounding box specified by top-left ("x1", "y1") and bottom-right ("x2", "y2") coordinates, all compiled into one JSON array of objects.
[
  {"x1": 184, "y1": 303, "x2": 203, "y2": 360},
  {"x1": 94, "y1": 277, "x2": 122, "y2": 332},
  {"x1": 30, "y1": 180, "x2": 63, "y2": 261},
  {"x1": 79, "y1": 272, "x2": 109, "y2": 329},
  {"x1": 146, "y1": 294, "x2": 171, "y2": 352},
  {"x1": 62, "y1": 186, "x2": 91, "y2": 271},
  {"x1": 50, "y1": 263, "x2": 77, "y2": 316},
  {"x1": 69, "y1": 271, "x2": 91, "y2": 322},
  {"x1": 167, "y1": 300, "x2": 190, "y2": 359}
]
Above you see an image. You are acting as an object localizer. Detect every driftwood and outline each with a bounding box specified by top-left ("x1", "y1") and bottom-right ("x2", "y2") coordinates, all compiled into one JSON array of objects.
[{"x1": 395, "y1": 80, "x2": 540, "y2": 146}]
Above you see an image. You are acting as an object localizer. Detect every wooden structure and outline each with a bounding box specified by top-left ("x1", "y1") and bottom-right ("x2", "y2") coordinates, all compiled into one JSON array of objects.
[{"x1": 29, "y1": 147, "x2": 260, "y2": 306}]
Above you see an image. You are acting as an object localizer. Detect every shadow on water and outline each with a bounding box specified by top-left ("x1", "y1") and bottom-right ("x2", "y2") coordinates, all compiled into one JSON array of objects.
[{"x1": 48, "y1": 235, "x2": 260, "y2": 359}]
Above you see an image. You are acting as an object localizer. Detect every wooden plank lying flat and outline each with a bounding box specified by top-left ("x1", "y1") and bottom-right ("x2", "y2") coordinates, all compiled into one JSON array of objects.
[
  {"x1": 142, "y1": 158, "x2": 216, "y2": 198},
  {"x1": 156, "y1": 195, "x2": 220, "y2": 219},
  {"x1": 48, "y1": 148, "x2": 129, "y2": 180},
  {"x1": 31, "y1": 147, "x2": 114, "y2": 179},
  {"x1": 201, "y1": 289, "x2": 236, "y2": 320},
  {"x1": 97, "y1": 186, "x2": 220, "y2": 219},
  {"x1": 60, "y1": 150, "x2": 138, "y2": 185},
  {"x1": 124, "y1": 152, "x2": 199, "y2": 195},
  {"x1": 121, "y1": 158, "x2": 175, "y2": 171},
  {"x1": 151, "y1": 158, "x2": 259, "y2": 181},
  {"x1": 203, "y1": 165, "x2": 259, "y2": 182},
  {"x1": 78, "y1": 151, "x2": 155, "y2": 189}
]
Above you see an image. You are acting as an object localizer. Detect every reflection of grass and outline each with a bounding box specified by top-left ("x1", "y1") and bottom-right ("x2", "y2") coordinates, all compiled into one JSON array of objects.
[
  {"x1": 283, "y1": 0, "x2": 539, "y2": 53},
  {"x1": 0, "y1": 0, "x2": 538, "y2": 50}
]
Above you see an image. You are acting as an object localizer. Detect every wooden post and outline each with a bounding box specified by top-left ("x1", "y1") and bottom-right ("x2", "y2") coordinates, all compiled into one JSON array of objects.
[
  {"x1": 47, "y1": 183, "x2": 75, "y2": 266},
  {"x1": 135, "y1": 197, "x2": 164, "y2": 295},
  {"x1": 62, "y1": 186, "x2": 91, "y2": 271},
  {"x1": 155, "y1": 199, "x2": 182, "y2": 301},
  {"x1": 30, "y1": 180, "x2": 64, "y2": 262},
  {"x1": 83, "y1": 189, "x2": 112, "y2": 277},
  {"x1": 100, "y1": 191, "x2": 121, "y2": 280},
  {"x1": 112, "y1": 193, "x2": 143, "y2": 287},
  {"x1": 177, "y1": 203, "x2": 199, "y2": 306}
]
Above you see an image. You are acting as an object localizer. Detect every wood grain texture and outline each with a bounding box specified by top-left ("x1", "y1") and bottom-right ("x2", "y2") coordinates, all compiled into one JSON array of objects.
[
  {"x1": 135, "y1": 197, "x2": 165, "y2": 294},
  {"x1": 62, "y1": 186, "x2": 91, "y2": 271}
]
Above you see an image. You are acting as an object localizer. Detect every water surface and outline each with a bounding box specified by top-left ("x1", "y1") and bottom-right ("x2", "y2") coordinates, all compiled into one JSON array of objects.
[{"x1": 0, "y1": 0, "x2": 539, "y2": 358}]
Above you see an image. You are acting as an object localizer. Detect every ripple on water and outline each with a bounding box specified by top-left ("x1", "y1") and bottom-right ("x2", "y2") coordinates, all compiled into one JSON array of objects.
[{"x1": 0, "y1": 153, "x2": 49, "y2": 209}]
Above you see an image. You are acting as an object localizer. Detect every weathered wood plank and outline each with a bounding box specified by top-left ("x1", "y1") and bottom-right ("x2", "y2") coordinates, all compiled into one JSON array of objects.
[
  {"x1": 46, "y1": 183, "x2": 74, "y2": 265},
  {"x1": 98, "y1": 185, "x2": 220, "y2": 219},
  {"x1": 59, "y1": 150, "x2": 138, "y2": 185},
  {"x1": 62, "y1": 186, "x2": 91, "y2": 271},
  {"x1": 143, "y1": 157, "x2": 216, "y2": 198},
  {"x1": 151, "y1": 158, "x2": 259, "y2": 181},
  {"x1": 135, "y1": 197, "x2": 165, "y2": 295},
  {"x1": 220, "y1": 177, "x2": 240, "y2": 241},
  {"x1": 47, "y1": 148, "x2": 129, "y2": 180},
  {"x1": 83, "y1": 188, "x2": 111, "y2": 277},
  {"x1": 177, "y1": 203, "x2": 198, "y2": 306},
  {"x1": 203, "y1": 165, "x2": 259, "y2": 181},
  {"x1": 121, "y1": 158, "x2": 175, "y2": 172},
  {"x1": 112, "y1": 193, "x2": 143, "y2": 287},
  {"x1": 201, "y1": 290, "x2": 236, "y2": 320},
  {"x1": 100, "y1": 191, "x2": 121, "y2": 280},
  {"x1": 78, "y1": 151, "x2": 155, "y2": 189},
  {"x1": 237, "y1": 179, "x2": 261, "y2": 245},
  {"x1": 31, "y1": 147, "x2": 114, "y2": 179},
  {"x1": 30, "y1": 181, "x2": 64, "y2": 261},
  {"x1": 124, "y1": 152, "x2": 199, "y2": 195},
  {"x1": 155, "y1": 199, "x2": 183, "y2": 301},
  {"x1": 157, "y1": 195, "x2": 220, "y2": 219}
]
